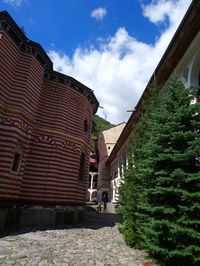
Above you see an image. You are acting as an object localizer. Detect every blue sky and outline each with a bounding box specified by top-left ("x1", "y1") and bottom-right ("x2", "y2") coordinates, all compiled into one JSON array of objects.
[{"x1": 0, "y1": 0, "x2": 192, "y2": 123}]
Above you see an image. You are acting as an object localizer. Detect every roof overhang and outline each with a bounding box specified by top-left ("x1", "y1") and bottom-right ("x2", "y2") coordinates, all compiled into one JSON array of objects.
[{"x1": 106, "y1": 0, "x2": 200, "y2": 166}]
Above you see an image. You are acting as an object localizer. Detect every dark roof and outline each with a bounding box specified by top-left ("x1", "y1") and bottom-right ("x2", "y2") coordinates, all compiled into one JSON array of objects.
[
  {"x1": 0, "y1": 10, "x2": 99, "y2": 113},
  {"x1": 106, "y1": 0, "x2": 200, "y2": 165}
]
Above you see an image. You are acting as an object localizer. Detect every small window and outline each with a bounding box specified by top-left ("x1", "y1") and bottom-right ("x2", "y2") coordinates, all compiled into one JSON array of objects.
[
  {"x1": 84, "y1": 119, "x2": 88, "y2": 132},
  {"x1": 11, "y1": 151, "x2": 22, "y2": 172},
  {"x1": 79, "y1": 152, "x2": 85, "y2": 181},
  {"x1": 108, "y1": 146, "x2": 110, "y2": 150}
]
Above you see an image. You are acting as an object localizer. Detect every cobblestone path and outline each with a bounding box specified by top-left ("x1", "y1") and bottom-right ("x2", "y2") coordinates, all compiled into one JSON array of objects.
[{"x1": 0, "y1": 208, "x2": 148, "y2": 266}]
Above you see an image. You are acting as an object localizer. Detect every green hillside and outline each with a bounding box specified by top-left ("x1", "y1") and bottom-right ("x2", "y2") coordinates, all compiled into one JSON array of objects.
[
  {"x1": 91, "y1": 115, "x2": 114, "y2": 155},
  {"x1": 92, "y1": 114, "x2": 114, "y2": 138}
]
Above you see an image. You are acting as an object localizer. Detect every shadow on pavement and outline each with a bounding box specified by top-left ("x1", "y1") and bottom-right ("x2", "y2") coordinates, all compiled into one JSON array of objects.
[
  {"x1": 0, "y1": 206, "x2": 121, "y2": 238},
  {"x1": 85, "y1": 206, "x2": 121, "y2": 229}
]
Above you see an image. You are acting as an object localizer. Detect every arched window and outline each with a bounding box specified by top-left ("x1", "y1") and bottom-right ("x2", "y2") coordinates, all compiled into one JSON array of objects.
[
  {"x1": 79, "y1": 152, "x2": 85, "y2": 181},
  {"x1": 11, "y1": 146, "x2": 22, "y2": 172}
]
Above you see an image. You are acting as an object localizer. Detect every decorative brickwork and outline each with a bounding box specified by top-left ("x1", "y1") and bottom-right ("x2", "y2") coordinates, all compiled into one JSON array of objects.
[{"x1": 0, "y1": 11, "x2": 98, "y2": 207}]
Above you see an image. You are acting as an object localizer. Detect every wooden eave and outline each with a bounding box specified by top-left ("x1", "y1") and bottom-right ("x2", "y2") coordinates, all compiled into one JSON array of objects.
[{"x1": 106, "y1": 0, "x2": 200, "y2": 166}]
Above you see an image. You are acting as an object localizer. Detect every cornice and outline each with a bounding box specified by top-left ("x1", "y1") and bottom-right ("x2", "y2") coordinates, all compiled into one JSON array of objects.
[
  {"x1": 0, "y1": 12, "x2": 52, "y2": 70},
  {"x1": 35, "y1": 127, "x2": 90, "y2": 151},
  {"x1": 0, "y1": 104, "x2": 91, "y2": 150},
  {"x1": 44, "y1": 71, "x2": 98, "y2": 113},
  {"x1": 0, "y1": 103, "x2": 34, "y2": 125},
  {"x1": 0, "y1": 11, "x2": 99, "y2": 114}
]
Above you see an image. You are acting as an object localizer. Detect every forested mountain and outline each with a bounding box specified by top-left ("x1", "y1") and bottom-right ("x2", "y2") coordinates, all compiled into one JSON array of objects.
[
  {"x1": 91, "y1": 115, "x2": 114, "y2": 155},
  {"x1": 92, "y1": 114, "x2": 114, "y2": 138}
]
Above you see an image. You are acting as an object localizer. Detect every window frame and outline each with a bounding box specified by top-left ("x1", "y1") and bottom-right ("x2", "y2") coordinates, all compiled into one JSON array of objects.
[{"x1": 10, "y1": 148, "x2": 22, "y2": 173}]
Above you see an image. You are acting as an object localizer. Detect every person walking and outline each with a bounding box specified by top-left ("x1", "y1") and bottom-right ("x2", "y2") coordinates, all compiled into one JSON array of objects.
[{"x1": 96, "y1": 188, "x2": 102, "y2": 213}]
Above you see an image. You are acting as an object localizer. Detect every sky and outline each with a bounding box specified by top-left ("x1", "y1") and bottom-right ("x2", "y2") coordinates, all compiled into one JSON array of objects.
[{"x1": 0, "y1": 0, "x2": 192, "y2": 124}]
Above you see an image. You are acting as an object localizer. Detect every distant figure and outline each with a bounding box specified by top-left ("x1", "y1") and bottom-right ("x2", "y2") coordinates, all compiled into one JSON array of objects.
[
  {"x1": 102, "y1": 193, "x2": 108, "y2": 213},
  {"x1": 96, "y1": 188, "x2": 102, "y2": 212}
]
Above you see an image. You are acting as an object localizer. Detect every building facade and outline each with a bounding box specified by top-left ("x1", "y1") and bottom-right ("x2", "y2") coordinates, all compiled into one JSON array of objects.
[
  {"x1": 109, "y1": 139, "x2": 129, "y2": 203},
  {"x1": 106, "y1": 0, "x2": 200, "y2": 202},
  {"x1": 97, "y1": 123, "x2": 125, "y2": 200},
  {"x1": 0, "y1": 11, "x2": 99, "y2": 207},
  {"x1": 87, "y1": 153, "x2": 99, "y2": 203}
]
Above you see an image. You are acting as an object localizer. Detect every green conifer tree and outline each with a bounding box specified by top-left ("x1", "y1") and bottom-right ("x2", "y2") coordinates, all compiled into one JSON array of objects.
[
  {"x1": 118, "y1": 83, "x2": 159, "y2": 247},
  {"x1": 138, "y1": 77, "x2": 200, "y2": 265},
  {"x1": 119, "y1": 77, "x2": 200, "y2": 265}
]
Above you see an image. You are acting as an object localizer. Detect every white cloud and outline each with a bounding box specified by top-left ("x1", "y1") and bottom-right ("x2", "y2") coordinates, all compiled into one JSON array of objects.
[
  {"x1": 143, "y1": 0, "x2": 174, "y2": 24},
  {"x1": 142, "y1": 0, "x2": 191, "y2": 25},
  {"x1": 49, "y1": 0, "x2": 192, "y2": 124},
  {"x1": 3, "y1": 0, "x2": 23, "y2": 6},
  {"x1": 91, "y1": 7, "x2": 107, "y2": 21}
]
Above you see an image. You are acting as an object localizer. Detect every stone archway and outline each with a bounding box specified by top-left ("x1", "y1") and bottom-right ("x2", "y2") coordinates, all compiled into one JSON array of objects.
[{"x1": 91, "y1": 191, "x2": 97, "y2": 202}]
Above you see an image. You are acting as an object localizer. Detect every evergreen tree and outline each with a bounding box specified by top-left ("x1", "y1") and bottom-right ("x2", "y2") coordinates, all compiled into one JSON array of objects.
[
  {"x1": 140, "y1": 78, "x2": 200, "y2": 265},
  {"x1": 118, "y1": 77, "x2": 200, "y2": 265},
  {"x1": 118, "y1": 83, "x2": 159, "y2": 247}
]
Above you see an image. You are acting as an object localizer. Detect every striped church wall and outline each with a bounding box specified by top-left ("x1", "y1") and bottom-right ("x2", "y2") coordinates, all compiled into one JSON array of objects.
[
  {"x1": 0, "y1": 112, "x2": 33, "y2": 201},
  {"x1": 21, "y1": 134, "x2": 88, "y2": 205},
  {"x1": 0, "y1": 31, "x2": 21, "y2": 107},
  {"x1": 0, "y1": 12, "x2": 98, "y2": 207},
  {"x1": 36, "y1": 79, "x2": 93, "y2": 142}
]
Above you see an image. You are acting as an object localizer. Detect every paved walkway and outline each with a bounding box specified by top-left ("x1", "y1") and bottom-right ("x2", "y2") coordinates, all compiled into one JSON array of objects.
[{"x1": 0, "y1": 207, "x2": 148, "y2": 266}]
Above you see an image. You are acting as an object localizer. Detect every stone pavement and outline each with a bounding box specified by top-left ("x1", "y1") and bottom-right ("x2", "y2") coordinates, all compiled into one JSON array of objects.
[{"x1": 0, "y1": 207, "x2": 148, "y2": 266}]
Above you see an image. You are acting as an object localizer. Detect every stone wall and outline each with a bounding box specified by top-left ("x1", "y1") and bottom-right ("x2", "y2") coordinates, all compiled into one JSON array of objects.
[{"x1": 0, "y1": 207, "x2": 86, "y2": 231}]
